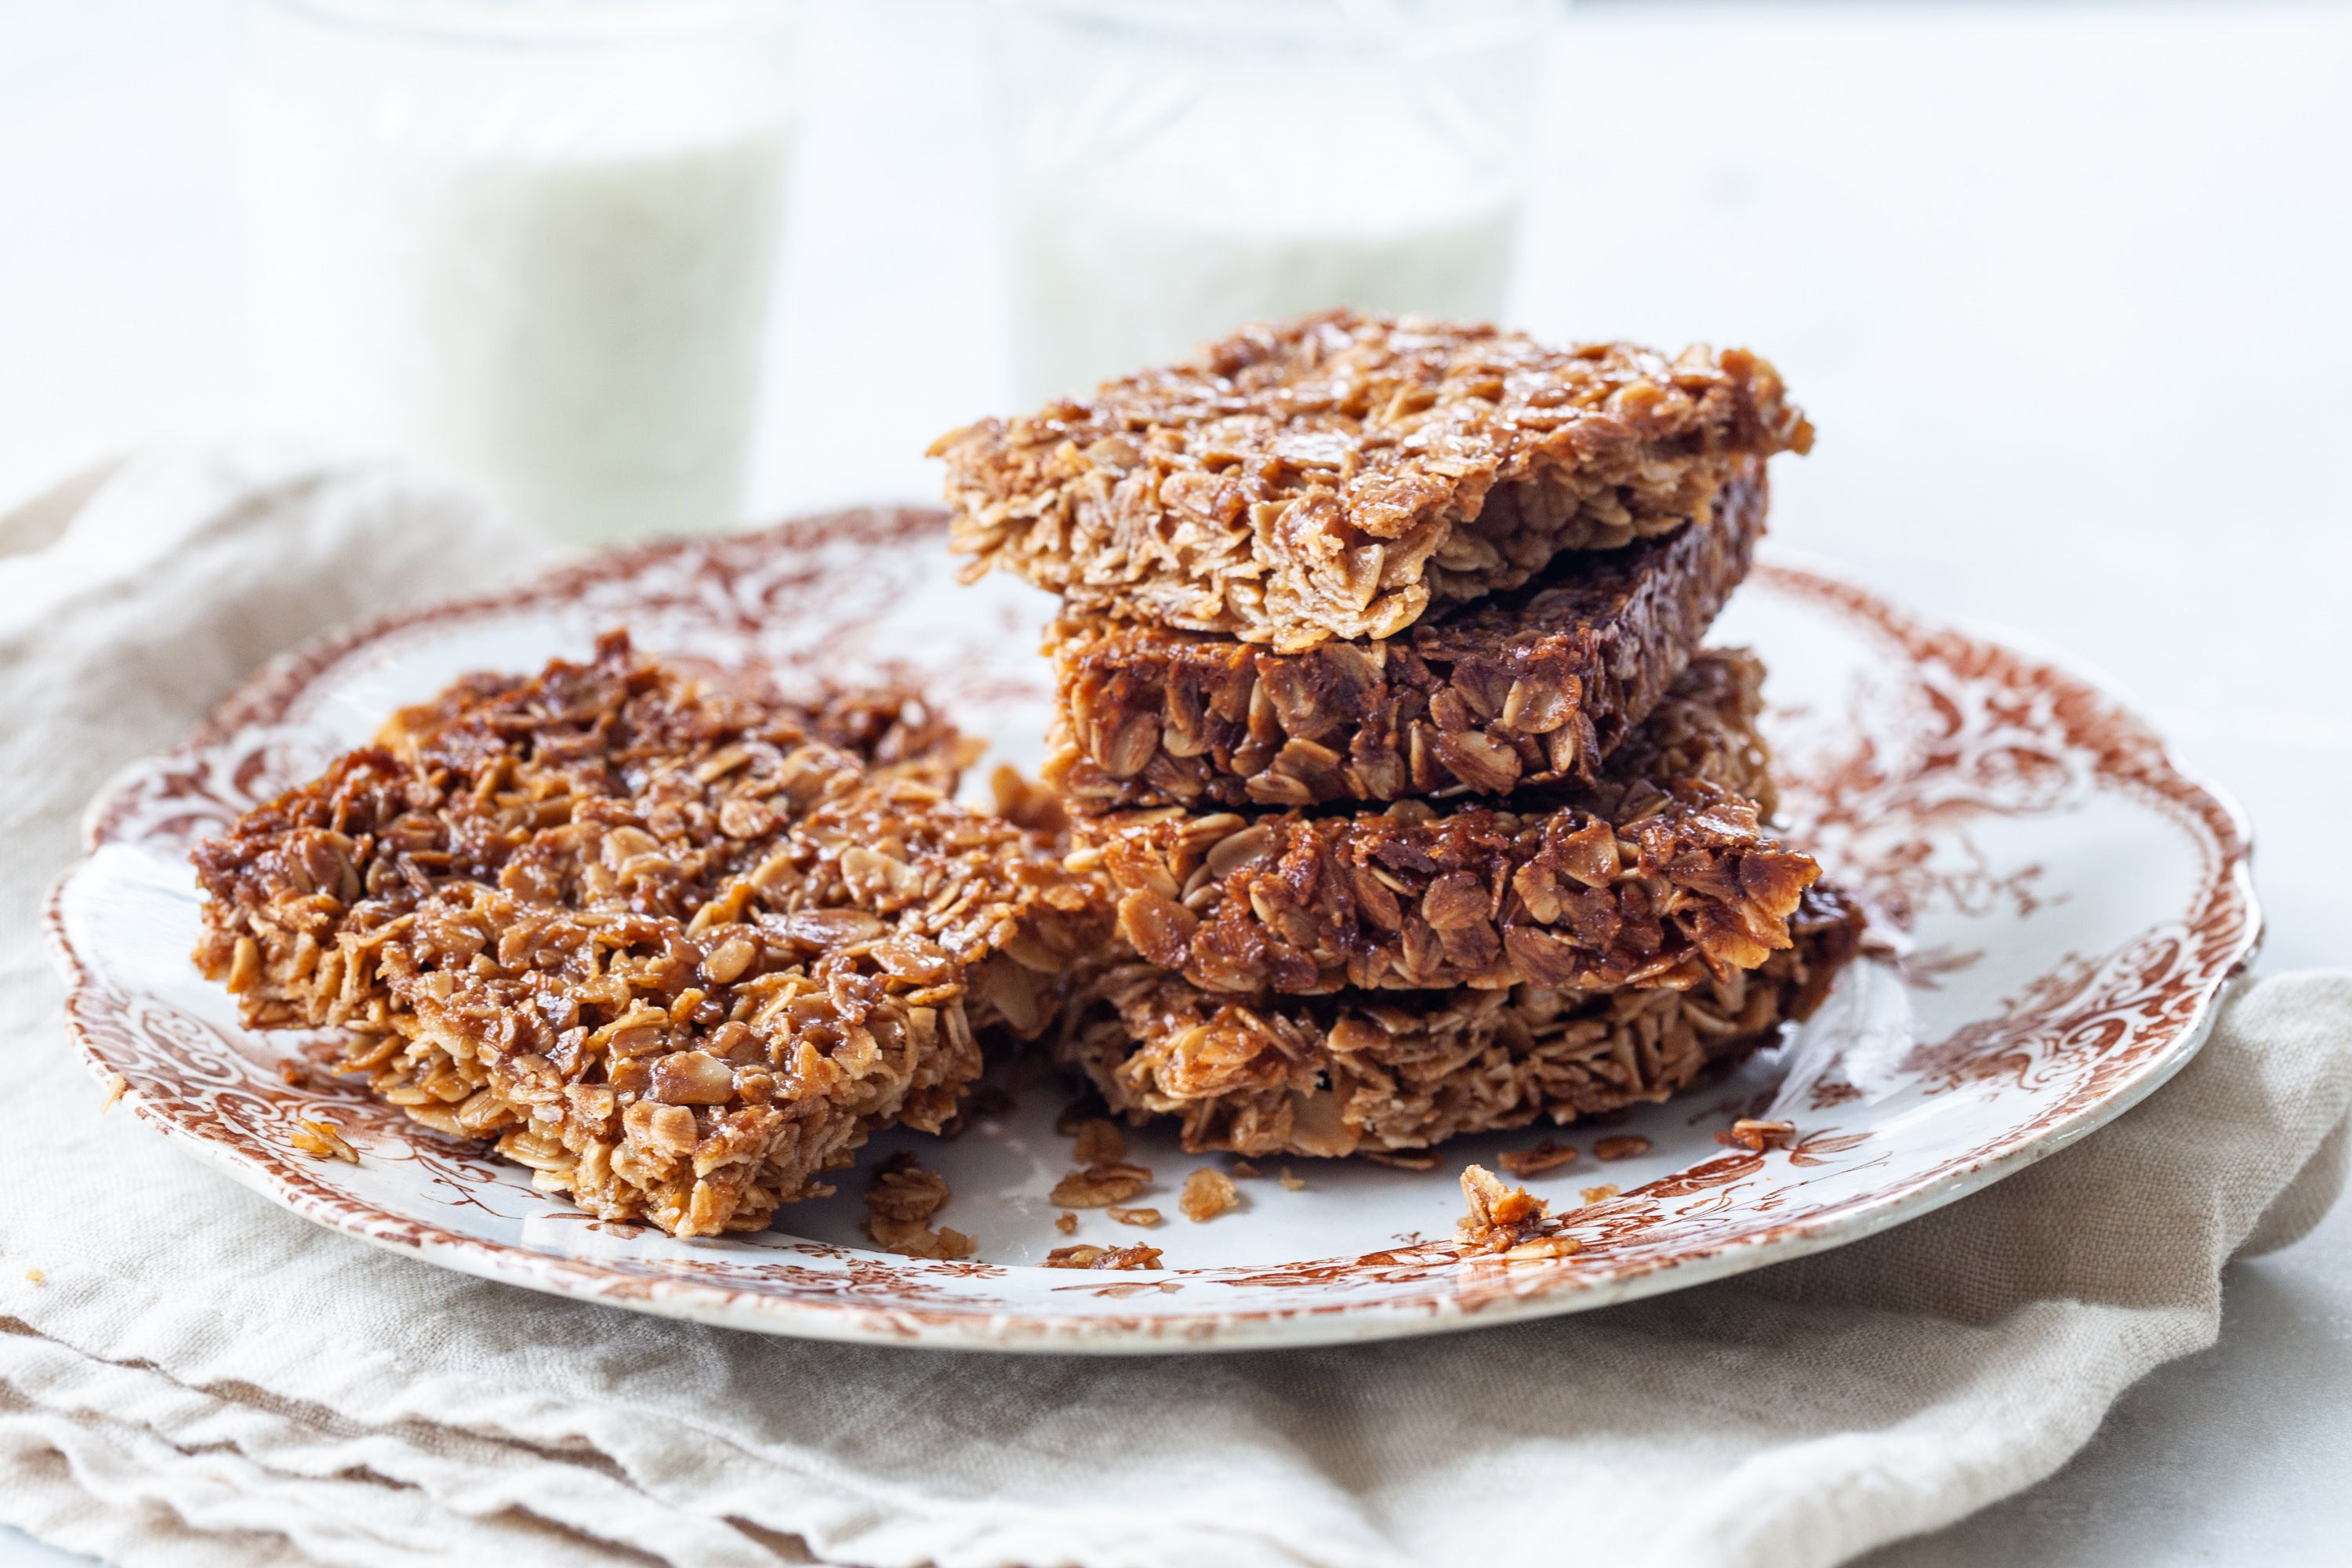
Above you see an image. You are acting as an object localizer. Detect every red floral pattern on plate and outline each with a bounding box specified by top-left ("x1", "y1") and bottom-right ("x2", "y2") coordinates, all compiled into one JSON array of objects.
[{"x1": 43, "y1": 516, "x2": 2258, "y2": 1351}]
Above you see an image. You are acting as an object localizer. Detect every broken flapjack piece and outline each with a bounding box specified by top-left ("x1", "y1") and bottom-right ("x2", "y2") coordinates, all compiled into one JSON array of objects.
[{"x1": 191, "y1": 633, "x2": 1109, "y2": 1238}]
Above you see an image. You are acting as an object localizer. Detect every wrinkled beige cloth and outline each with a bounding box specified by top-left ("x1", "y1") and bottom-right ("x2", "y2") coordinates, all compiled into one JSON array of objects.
[{"x1": 1, "y1": 447, "x2": 2347, "y2": 1568}]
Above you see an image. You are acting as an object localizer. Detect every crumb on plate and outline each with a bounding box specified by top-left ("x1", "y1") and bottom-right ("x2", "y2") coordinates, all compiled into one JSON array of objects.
[
  {"x1": 290, "y1": 1118, "x2": 358, "y2": 1164},
  {"x1": 1498, "y1": 1138, "x2": 1580, "y2": 1178},
  {"x1": 1179, "y1": 1168, "x2": 1240, "y2": 1222},
  {"x1": 1044, "y1": 1243, "x2": 1162, "y2": 1271},
  {"x1": 1051, "y1": 1163, "x2": 1150, "y2": 1208},
  {"x1": 862, "y1": 1151, "x2": 975, "y2": 1261}
]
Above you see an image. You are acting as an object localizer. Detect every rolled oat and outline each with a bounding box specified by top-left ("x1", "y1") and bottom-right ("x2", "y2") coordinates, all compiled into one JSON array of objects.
[{"x1": 1179, "y1": 1167, "x2": 1240, "y2": 1221}]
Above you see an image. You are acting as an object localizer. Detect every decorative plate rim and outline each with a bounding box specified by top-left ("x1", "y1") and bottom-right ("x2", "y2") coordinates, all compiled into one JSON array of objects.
[{"x1": 42, "y1": 511, "x2": 2263, "y2": 1352}]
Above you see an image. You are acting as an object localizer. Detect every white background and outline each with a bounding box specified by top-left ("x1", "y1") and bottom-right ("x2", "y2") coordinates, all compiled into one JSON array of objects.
[{"x1": 2, "y1": 2, "x2": 2348, "y2": 1563}]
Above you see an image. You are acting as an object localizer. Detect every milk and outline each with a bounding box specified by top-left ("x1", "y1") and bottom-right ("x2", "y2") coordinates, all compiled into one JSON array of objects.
[
  {"x1": 1004, "y1": 89, "x2": 1522, "y2": 401},
  {"x1": 246, "y1": 9, "x2": 793, "y2": 545}
]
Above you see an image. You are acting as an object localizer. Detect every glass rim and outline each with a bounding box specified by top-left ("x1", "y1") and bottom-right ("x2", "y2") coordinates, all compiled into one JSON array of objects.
[
  {"x1": 989, "y1": 0, "x2": 1559, "y2": 53},
  {"x1": 261, "y1": 0, "x2": 795, "y2": 47}
]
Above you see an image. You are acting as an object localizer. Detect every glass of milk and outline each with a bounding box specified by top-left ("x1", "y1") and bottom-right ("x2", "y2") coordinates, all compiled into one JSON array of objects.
[
  {"x1": 989, "y1": 0, "x2": 1555, "y2": 403},
  {"x1": 245, "y1": 0, "x2": 799, "y2": 546}
]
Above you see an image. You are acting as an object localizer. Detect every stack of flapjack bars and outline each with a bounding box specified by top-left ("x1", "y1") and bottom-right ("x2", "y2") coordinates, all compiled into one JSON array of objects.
[{"x1": 936, "y1": 310, "x2": 1865, "y2": 1160}]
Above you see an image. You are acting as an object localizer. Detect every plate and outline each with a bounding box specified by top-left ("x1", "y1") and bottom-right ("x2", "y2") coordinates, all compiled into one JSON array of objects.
[{"x1": 45, "y1": 508, "x2": 2259, "y2": 1352}]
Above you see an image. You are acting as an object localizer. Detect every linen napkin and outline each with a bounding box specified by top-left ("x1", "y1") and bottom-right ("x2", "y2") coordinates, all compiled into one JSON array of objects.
[{"x1": 2, "y1": 446, "x2": 2346, "y2": 1568}]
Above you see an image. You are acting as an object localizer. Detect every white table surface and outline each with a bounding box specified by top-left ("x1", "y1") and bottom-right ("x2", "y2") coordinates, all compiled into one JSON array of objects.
[{"x1": 2, "y1": 2, "x2": 2347, "y2": 1563}]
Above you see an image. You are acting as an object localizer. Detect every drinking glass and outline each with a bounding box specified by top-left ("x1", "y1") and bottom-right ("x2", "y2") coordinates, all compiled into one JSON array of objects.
[
  {"x1": 989, "y1": 0, "x2": 1556, "y2": 402},
  {"x1": 246, "y1": 0, "x2": 800, "y2": 545}
]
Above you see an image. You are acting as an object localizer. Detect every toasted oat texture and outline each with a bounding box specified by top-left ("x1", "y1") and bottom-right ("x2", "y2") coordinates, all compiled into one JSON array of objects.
[
  {"x1": 193, "y1": 633, "x2": 1106, "y2": 1238},
  {"x1": 1497, "y1": 1138, "x2": 1578, "y2": 1177},
  {"x1": 386, "y1": 663, "x2": 980, "y2": 799},
  {"x1": 1073, "y1": 649, "x2": 1810, "y2": 995},
  {"x1": 1060, "y1": 887, "x2": 1863, "y2": 1159},
  {"x1": 936, "y1": 310, "x2": 1810, "y2": 651},
  {"x1": 1595, "y1": 647, "x2": 1783, "y2": 823},
  {"x1": 1044, "y1": 458, "x2": 1767, "y2": 812}
]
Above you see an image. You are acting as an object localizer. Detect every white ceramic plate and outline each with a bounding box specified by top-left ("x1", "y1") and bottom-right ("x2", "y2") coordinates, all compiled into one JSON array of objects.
[{"x1": 45, "y1": 508, "x2": 2259, "y2": 1352}]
